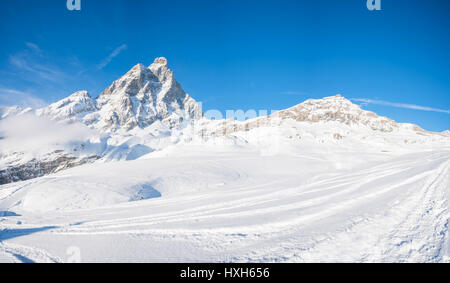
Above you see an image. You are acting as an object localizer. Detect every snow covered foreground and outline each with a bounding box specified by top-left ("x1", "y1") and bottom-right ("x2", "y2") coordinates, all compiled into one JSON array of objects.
[{"x1": 0, "y1": 144, "x2": 449, "y2": 263}]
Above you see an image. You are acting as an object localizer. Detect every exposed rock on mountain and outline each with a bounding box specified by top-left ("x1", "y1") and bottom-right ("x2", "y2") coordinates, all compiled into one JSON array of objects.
[
  {"x1": 33, "y1": 57, "x2": 202, "y2": 132},
  {"x1": 0, "y1": 153, "x2": 100, "y2": 185},
  {"x1": 200, "y1": 95, "x2": 403, "y2": 137},
  {"x1": 272, "y1": 95, "x2": 398, "y2": 132},
  {"x1": 95, "y1": 57, "x2": 201, "y2": 132}
]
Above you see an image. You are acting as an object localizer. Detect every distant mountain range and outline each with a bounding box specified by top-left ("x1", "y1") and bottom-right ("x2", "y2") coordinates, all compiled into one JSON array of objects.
[{"x1": 0, "y1": 57, "x2": 448, "y2": 185}]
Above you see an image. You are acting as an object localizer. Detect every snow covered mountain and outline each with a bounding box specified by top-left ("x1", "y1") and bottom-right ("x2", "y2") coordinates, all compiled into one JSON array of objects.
[
  {"x1": 36, "y1": 90, "x2": 97, "y2": 122},
  {"x1": 0, "y1": 106, "x2": 30, "y2": 120},
  {"x1": 35, "y1": 57, "x2": 202, "y2": 132},
  {"x1": 0, "y1": 57, "x2": 202, "y2": 184},
  {"x1": 198, "y1": 94, "x2": 448, "y2": 154},
  {"x1": 0, "y1": 58, "x2": 449, "y2": 263},
  {"x1": 203, "y1": 94, "x2": 429, "y2": 135},
  {"x1": 0, "y1": 58, "x2": 448, "y2": 185}
]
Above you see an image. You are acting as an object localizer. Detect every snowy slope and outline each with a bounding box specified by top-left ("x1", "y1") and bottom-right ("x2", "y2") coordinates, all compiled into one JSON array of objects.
[{"x1": 0, "y1": 145, "x2": 448, "y2": 262}]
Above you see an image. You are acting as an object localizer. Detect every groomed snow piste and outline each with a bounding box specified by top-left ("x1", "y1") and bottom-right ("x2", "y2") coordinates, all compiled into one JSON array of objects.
[{"x1": 0, "y1": 142, "x2": 449, "y2": 263}]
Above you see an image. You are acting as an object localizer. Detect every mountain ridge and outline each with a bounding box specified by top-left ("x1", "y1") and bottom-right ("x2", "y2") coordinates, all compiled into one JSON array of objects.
[
  {"x1": 1, "y1": 58, "x2": 447, "y2": 134},
  {"x1": 0, "y1": 57, "x2": 449, "y2": 185}
]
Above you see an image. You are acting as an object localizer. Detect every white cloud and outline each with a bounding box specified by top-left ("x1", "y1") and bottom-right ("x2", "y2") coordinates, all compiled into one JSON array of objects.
[
  {"x1": 352, "y1": 98, "x2": 450, "y2": 114},
  {"x1": 0, "y1": 113, "x2": 95, "y2": 154},
  {"x1": 97, "y1": 44, "x2": 128, "y2": 70}
]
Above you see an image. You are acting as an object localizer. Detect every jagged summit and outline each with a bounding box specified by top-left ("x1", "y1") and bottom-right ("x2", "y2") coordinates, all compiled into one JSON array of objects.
[
  {"x1": 149, "y1": 57, "x2": 174, "y2": 83},
  {"x1": 152, "y1": 57, "x2": 168, "y2": 66},
  {"x1": 95, "y1": 57, "x2": 201, "y2": 131}
]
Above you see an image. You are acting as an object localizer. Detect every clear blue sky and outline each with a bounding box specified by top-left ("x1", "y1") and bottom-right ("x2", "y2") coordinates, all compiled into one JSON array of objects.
[{"x1": 1, "y1": 0, "x2": 449, "y2": 131}]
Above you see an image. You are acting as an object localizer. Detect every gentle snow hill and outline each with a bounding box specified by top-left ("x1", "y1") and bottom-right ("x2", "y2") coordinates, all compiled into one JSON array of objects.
[{"x1": 0, "y1": 146, "x2": 448, "y2": 262}]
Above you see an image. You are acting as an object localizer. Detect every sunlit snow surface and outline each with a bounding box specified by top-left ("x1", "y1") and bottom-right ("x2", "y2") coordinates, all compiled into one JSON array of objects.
[{"x1": 0, "y1": 142, "x2": 449, "y2": 263}]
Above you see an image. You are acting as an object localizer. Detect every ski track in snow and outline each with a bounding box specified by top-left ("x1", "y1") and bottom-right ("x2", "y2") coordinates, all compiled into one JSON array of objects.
[
  {"x1": 0, "y1": 242, "x2": 61, "y2": 263},
  {"x1": 0, "y1": 150, "x2": 449, "y2": 263}
]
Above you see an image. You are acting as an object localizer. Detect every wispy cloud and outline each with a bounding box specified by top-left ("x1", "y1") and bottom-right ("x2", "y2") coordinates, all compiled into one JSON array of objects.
[
  {"x1": 97, "y1": 44, "x2": 128, "y2": 70},
  {"x1": 2, "y1": 42, "x2": 91, "y2": 107},
  {"x1": 352, "y1": 98, "x2": 450, "y2": 114},
  {"x1": 9, "y1": 43, "x2": 69, "y2": 84},
  {"x1": 9, "y1": 53, "x2": 68, "y2": 83},
  {"x1": 0, "y1": 88, "x2": 47, "y2": 108},
  {"x1": 25, "y1": 42, "x2": 42, "y2": 55}
]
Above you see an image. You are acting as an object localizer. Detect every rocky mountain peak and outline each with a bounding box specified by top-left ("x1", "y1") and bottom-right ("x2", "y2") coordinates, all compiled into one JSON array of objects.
[
  {"x1": 293, "y1": 95, "x2": 360, "y2": 113},
  {"x1": 36, "y1": 90, "x2": 97, "y2": 121},
  {"x1": 23, "y1": 58, "x2": 201, "y2": 132},
  {"x1": 153, "y1": 57, "x2": 168, "y2": 66},
  {"x1": 98, "y1": 64, "x2": 157, "y2": 99},
  {"x1": 127, "y1": 63, "x2": 148, "y2": 74},
  {"x1": 149, "y1": 57, "x2": 173, "y2": 83},
  {"x1": 92, "y1": 58, "x2": 202, "y2": 132},
  {"x1": 270, "y1": 94, "x2": 398, "y2": 132}
]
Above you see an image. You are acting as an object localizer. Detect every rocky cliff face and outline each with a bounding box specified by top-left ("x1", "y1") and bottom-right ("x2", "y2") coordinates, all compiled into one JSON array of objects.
[
  {"x1": 0, "y1": 154, "x2": 100, "y2": 185},
  {"x1": 95, "y1": 58, "x2": 201, "y2": 132}
]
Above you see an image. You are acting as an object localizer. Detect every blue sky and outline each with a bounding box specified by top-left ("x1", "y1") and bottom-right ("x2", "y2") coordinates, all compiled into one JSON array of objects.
[{"x1": 0, "y1": 0, "x2": 449, "y2": 131}]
